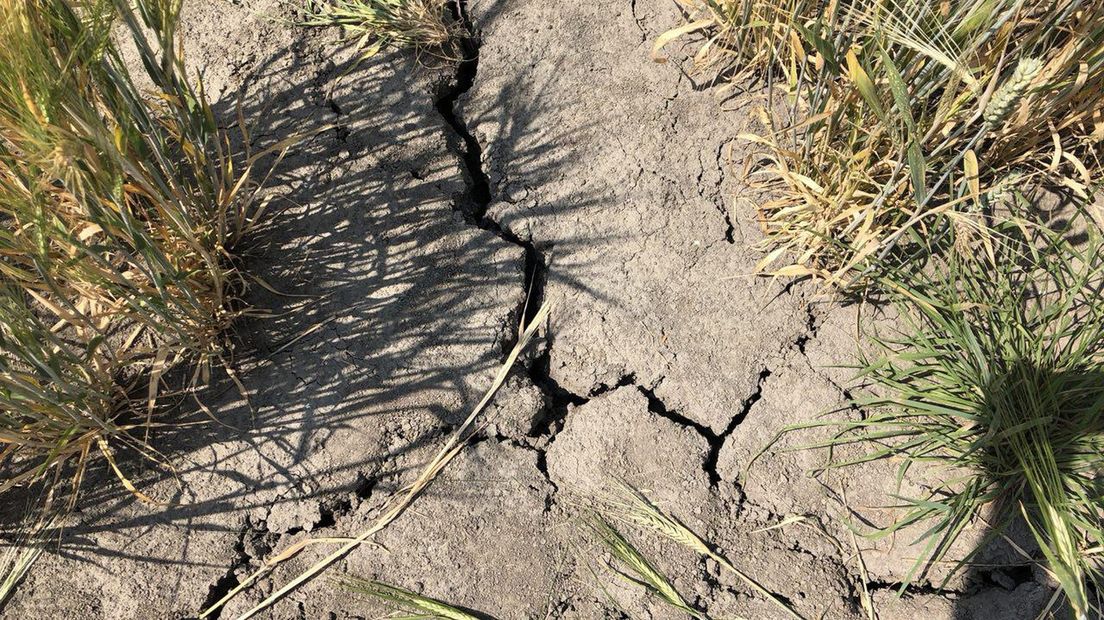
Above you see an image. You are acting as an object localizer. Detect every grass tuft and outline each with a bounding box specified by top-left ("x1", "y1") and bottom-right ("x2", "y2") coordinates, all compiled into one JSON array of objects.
[
  {"x1": 652, "y1": 0, "x2": 816, "y2": 86},
  {"x1": 659, "y1": 0, "x2": 1104, "y2": 286},
  {"x1": 301, "y1": 0, "x2": 462, "y2": 62},
  {"x1": 784, "y1": 214, "x2": 1104, "y2": 619},
  {"x1": 0, "y1": 0, "x2": 291, "y2": 503}
]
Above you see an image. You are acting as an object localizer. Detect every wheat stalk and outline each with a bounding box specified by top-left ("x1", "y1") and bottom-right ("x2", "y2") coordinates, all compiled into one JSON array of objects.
[
  {"x1": 607, "y1": 482, "x2": 806, "y2": 620},
  {"x1": 338, "y1": 577, "x2": 482, "y2": 620},
  {"x1": 585, "y1": 512, "x2": 709, "y2": 619}
]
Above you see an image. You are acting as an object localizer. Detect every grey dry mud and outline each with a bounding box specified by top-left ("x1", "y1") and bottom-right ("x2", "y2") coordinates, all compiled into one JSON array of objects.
[{"x1": 1, "y1": 1, "x2": 1061, "y2": 619}]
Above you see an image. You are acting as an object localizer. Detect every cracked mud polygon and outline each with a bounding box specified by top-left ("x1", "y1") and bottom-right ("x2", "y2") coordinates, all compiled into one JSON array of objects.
[{"x1": 1, "y1": 1, "x2": 1059, "y2": 619}]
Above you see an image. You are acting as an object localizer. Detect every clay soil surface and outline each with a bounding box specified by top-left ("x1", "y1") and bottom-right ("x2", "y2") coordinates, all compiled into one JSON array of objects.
[{"x1": 2, "y1": 1, "x2": 1060, "y2": 619}]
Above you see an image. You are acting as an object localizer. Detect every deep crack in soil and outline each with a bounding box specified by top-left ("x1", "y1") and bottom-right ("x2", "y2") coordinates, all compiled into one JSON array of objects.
[
  {"x1": 6, "y1": 2, "x2": 1058, "y2": 618},
  {"x1": 638, "y1": 370, "x2": 770, "y2": 485},
  {"x1": 199, "y1": 518, "x2": 268, "y2": 620},
  {"x1": 434, "y1": 0, "x2": 786, "y2": 501},
  {"x1": 430, "y1": 0, "x2": 572, "y2": 507},
  {"x1": 434, "y1": 1, "x2": 549, "y2": 335},
  {"x1": 431, "y1": 1, "x2": 602, "y2": 472}
]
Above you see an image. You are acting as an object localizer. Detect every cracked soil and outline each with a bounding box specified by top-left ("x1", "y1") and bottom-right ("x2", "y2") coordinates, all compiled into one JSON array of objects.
[{"x1": 0, "y1": 1, "x2": 1064, "y2": 619}]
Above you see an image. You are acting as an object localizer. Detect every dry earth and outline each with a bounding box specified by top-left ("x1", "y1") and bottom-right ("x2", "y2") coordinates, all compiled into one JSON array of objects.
[{"x1": 0, "y1": 1, "x2": 1066, "y2": 619}]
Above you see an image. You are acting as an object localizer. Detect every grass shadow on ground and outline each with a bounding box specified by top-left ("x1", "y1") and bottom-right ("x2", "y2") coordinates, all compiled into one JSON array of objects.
[{"x1": 0, "y1": 18, "x2": 603, "y2": 585}]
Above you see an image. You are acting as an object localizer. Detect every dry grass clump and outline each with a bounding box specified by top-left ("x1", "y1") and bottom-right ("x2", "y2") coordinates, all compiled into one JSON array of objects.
[
  {"x1": 660, "y1": 2, "x2": 1104, "y2": 614},
  {"x1": 0, "y1": 0, "x2": 288, "y2": 502},
  {"x1": 785, "y1": 216, "x2": 1104, "y2": 618},
  {"x1": 658, "y1": 0, "x2": 1104, "y2": 286},
  {"x1": 653, "y1": 0, "x2": 817, "y2": 86},
  {"x1": 302, "y1": 0, "x2": 462, "y2": 61}
]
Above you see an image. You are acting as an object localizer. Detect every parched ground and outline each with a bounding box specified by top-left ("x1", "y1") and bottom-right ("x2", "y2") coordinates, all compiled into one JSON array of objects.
[{"x1": 2, "y1": 1, "x2": 1060, "y2": 619}]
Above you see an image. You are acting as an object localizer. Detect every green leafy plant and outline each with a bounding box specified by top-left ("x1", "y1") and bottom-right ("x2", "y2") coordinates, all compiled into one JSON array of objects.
[{"x1": 786, "y1": 216, "x2": 1104, "y2": 619}]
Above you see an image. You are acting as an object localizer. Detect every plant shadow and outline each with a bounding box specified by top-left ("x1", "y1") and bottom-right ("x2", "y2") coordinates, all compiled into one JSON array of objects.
[
  {"x1": 0, "y1": 4, "x2": 605, "y2": 604},
  {"x1": 922, "y1": 361, "x2": 1104, "y2": 619}
]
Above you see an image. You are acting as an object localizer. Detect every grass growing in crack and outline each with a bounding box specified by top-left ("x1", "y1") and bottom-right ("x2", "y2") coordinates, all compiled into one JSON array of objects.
[
  {"x1": 301, "y1": 0, "x2": 462, "y2": 62},
  {"x1": 0, "y1": 0, "x2": 293, "y2": 504},
  {"x1": 657, "y1": 0, "x2": 1104, "y2": 286},
  {"x1": 783, "y1": 215, "x2": 1104, "y2": 619},
  {"x1": 338, "y1": 576, "x2": 484, "y2": 620}
]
